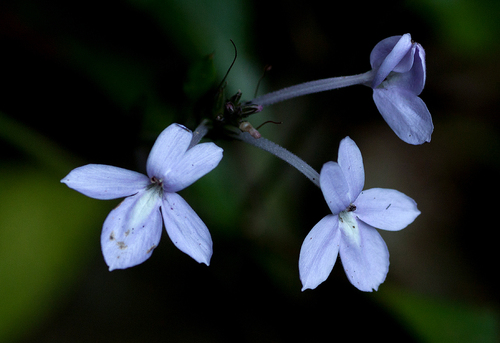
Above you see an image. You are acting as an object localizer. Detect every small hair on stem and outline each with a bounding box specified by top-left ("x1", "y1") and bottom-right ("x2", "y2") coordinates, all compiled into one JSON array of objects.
[
  {"x1": 254, "y1": 65, "x2": 272, "y2": 98},
  {"x1": 216, "y1": 39, "x2": 238, "y2": 91},
  {"x1": 256, "y1": 120, "x2": 282, "y2": 130}
]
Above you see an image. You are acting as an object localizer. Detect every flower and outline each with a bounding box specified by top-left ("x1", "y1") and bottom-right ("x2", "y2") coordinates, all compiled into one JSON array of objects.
[
  {"x1": 298, "y1": 137, "x2": 420, "y2": 291},
  {"x1": 247, "y1": 34, "x2": 432, "y2": 144},
  {"x1": 61, "y1": 123, "x2": 223, "y2": 270},
  {"x1": 369, "y1": 33, "x2": 433, "y2": 145}
]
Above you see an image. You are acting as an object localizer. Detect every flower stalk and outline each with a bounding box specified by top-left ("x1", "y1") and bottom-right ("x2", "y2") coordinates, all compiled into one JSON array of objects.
[
  {"x1": 231, "y1": 130, "x2": 320, "y2": 187},
  {"x1": 249, "y1": 71, "x2": 374, "y2": 107},
  {"x1": 248, "y1": 34, "x2": 433, "y2": 145},
  {"x1": 188, "y1": 118, "x2": 212, "y2": 149}
]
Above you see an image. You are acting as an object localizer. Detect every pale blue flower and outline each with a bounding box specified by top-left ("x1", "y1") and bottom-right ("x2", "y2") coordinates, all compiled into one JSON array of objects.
[
  {"x1": 61, "y1": 123, "x2": 223, "y2": 270},
  {"x1": 370, "y1": 34, "x2": 433, "y2": 144},
  {"x1": 299, "y1": 137, "x2": 420, "y2": 291},
  {"x1": 250, "y1": 33, "x2": 433, "y2": 145}
]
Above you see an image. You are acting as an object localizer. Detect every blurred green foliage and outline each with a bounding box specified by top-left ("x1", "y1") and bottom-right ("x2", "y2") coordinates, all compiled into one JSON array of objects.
[
  {"x1": 183, "y1": 53, "x2": 218, "y2": 101},
  {"x1": 409, "y1": 0, "x2": 500, "y2": 55},
  {"x1": 379, "y1": 286, "x2": 499, "y2": 343},
  {"x1": 0, "y1": 166, "x2": 107, "y2": 342}
]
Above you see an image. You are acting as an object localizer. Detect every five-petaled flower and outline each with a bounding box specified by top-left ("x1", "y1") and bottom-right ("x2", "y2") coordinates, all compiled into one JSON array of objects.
[
  {"x1": 299, "y1": 137, "x2": 420, "y2": 291},
  {"x1": 61, "y1": 123, "x2": 223, "y2": 270},
  {"x1": 369, "y1": 33, "x2": 433, "y2": 145}
]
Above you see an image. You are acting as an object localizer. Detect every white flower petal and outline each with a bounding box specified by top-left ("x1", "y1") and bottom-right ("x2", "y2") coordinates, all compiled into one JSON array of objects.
[
  {"x1": 370, "y1": 36, "x2": 402, "y2": 70},
  {"x1": 161, "y1": 192, "x2": 213, "y2": 265},
  {"x1": 339, "y1": 220, "x2": 389, "y2": 292},
  {"x1": 338, "y1": 137, "x2": 365, "y2": 202},
  {"x1": 371, "y1": 34, "x2": 414, "y2": 88},
  {"x1": 61, "y1": 164, "x2": 149, "y2": 200},
  {"x1": 163, "y1": 142, "x2": 223, "y2": 193},
  {"x1": 382, "y1": 48, "x2": 426, "y2": 96},
  {"x1": 299, "y1": 215, "x2": 341, "y2": 291},
  {"x1": 101, "y1": 188, "x2": 163, "y2": 270},
  {"x1": 414, "y1": 44, "x2": 427, "y2": 92},
  {"x1": 320, "y1": 162, "x2": 351, "y2": 215},
  {"x1": 354, "y1": 188, "x2": 420, "y2": 231},
  {"x1": 146, "y1": 123, "x2": 193, "y2": 179},
  {"x1": 373, "y1": 87, "x2": 433, "y2": 144}
]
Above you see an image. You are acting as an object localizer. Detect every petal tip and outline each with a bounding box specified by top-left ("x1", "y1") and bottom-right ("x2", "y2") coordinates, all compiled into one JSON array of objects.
[
  {"x1": 300, "y1": 282, "x2": 318, "y2": 292},
  {"x1": 174, "y1": 123, "x2": 192, "y2": 133},
  {"x1": 195, "y1": 250, "x2": 212, "y2": 266}
]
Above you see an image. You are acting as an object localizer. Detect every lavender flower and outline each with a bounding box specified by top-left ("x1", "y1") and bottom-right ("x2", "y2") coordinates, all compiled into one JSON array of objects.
[
  {"x1": 249, "y1": 33, "x2": 433, "y2": 145},
  {"x1": 370, "y1": 34, "x2": 433, "y2": 145},
  {"x1": 61, "y1": 123, "x2": 223, "y2": 270},
  {"x1": 299, "y1": 137, "x2": 420, "y2": 291}
]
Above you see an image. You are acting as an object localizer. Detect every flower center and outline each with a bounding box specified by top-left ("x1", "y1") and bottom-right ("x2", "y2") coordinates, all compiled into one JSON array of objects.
[
  {"x1": 148, "y1": 176, "x2": 164, "y2": 196},
  {"x1": 151, "y1": 176, "x2": 162, "y2": 185},
  {"x1": 338, "y1": 205, "x2": 360, "y2": 245}
]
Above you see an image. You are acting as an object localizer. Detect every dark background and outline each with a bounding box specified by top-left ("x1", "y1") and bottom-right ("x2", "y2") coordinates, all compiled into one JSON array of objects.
[{"x1": 1, "y1": 0, "x2": 499, "y2": 342}]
